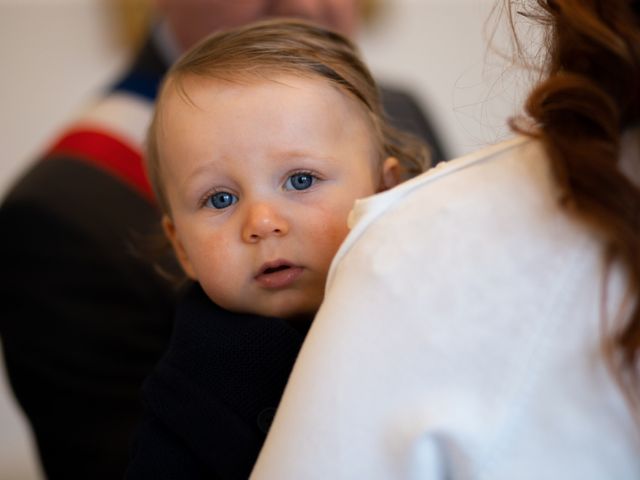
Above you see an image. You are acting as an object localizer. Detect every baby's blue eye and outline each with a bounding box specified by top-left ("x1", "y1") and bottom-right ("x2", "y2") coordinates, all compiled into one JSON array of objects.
[
  {"x1": 285, "y1": 173, "x2": 316, "y2": 191},
  {"x1": 205, "y1": 191, "x2": 237, "y2": 209}
]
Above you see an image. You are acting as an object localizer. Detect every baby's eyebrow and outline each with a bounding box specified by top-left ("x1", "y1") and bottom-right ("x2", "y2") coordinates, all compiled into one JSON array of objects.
[
  {"x1": 274, "y1": 149, "x2": 336, "y2": 164},
  {"x1": 183, "y1": 161, "x2": 224, "y2": 185},
  {"x1": 177, "y1": 162, "x2": 226, "y2": 198}
]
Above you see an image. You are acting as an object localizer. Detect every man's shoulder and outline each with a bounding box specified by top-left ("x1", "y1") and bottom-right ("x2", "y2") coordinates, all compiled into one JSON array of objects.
[
  {"x1": 379, "y1": 83, "x2": 448, "y2": 164},
  {"x1": 1, "y1": 156, "x2": 159, "y2": 245}
]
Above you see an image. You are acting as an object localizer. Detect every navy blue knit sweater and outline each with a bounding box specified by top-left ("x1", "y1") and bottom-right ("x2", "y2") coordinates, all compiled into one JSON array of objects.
[{"x1": 126, "y1": 283, "x2": 308, "y2": 479}]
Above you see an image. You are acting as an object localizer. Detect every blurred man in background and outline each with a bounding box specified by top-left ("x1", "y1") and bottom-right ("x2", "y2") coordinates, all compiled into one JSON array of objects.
[{"x1": 0, "y1": 1, "x2": 445, "y2": 479}]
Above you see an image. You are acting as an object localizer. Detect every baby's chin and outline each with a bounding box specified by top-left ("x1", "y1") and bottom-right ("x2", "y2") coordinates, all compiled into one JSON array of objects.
[
  {"x1": 247, "y1": 290, "x2": 323, "y2": 322},
  {"x1": 209, "y1": 296, "x2": 318, "y2": 321},
  {"x1": 254, "y1": 302, "x2": 319, "y2": 323},
  {"x1": 212, "y1": 299, "x2": 317, "y2": 323},
  {"x1": 204, "y1": 285, "x2": 322, "y2": 323},
  {"x1": 240, "y1": 296, "x2": 321, "y2": 324}
]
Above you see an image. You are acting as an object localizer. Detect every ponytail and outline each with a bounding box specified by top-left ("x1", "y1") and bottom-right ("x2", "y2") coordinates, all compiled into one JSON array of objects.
[{"x1": 512, "y1": 0, "x2": 640, "y2": 412}]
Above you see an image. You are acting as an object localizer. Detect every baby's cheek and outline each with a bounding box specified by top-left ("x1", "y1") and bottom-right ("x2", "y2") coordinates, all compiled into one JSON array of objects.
[
  {"x1": 309, "y1": 208, "x2": 352, "y2": 264},
  {"x1": 191, "y1": 239, "x2": 238, "y2": 290}
]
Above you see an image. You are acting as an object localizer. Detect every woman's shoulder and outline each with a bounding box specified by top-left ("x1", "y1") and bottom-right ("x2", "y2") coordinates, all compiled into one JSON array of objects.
[
  {"x1": 329, "y1": 135, "x2": 555, "y2": 282},
  {"x1": 348, "y1": 135, "x2": 543, "y2": 231}
]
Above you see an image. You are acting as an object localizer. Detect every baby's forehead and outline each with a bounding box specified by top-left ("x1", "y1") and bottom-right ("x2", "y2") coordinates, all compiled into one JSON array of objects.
[
  {"x1": 155, "y1": 70, "x2": 379, "y2": 164},
  {"x1": 162, "y1": 70, "x2": 359, "y2": 107},
  {"x1": 154, "y1": 71, "x2": 380, "y2": 174},
  {"x1": 161, "y1": 71, "x2": 375, "y2": 137}
]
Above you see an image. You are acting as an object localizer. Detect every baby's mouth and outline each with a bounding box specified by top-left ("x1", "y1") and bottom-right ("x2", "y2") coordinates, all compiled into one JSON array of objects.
[
  {"x1": 255, "y1": 260, "x2": 303, "y2": 289},
  {"x1": 263, "y1": 264, "x2": 291, "y2": 274}
]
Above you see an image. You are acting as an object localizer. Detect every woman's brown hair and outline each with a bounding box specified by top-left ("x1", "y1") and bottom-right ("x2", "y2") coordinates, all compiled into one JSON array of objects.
[
  {"x1": 146, "y1": 18, "x2": 429, "y2": 216},
  {"x1": 511, "y1": 0, "x2": 640, "y2": 413}
]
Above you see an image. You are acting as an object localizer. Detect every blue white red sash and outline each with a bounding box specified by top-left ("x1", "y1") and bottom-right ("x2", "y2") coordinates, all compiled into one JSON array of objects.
[{"x1": 46, "y1": 91, "x2": 156, "y2": 203}]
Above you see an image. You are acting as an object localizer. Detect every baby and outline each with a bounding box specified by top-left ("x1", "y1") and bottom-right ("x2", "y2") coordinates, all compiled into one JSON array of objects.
[{"x1": 127, "y1": 19, "x2": 428, "y2": 479}]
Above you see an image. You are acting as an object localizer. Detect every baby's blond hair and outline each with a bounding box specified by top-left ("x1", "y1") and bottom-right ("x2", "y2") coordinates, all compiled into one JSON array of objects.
[{"x1": 146, "y1": 18, "x2": 429, "y2": 215}]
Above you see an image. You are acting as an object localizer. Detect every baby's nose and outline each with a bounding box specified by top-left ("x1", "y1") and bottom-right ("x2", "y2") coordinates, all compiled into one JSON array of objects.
[{"x1": 241, "y1": 202, "x2": 289, "y2": 243}]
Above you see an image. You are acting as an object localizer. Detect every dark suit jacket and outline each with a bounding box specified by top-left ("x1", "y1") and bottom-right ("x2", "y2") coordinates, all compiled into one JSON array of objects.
[
  {"x1": 0, "y1": 34, "x2": 445, "y2": 480},
  {"x1": 126, "y1": 283, "x2": 308, "y2": 479}
]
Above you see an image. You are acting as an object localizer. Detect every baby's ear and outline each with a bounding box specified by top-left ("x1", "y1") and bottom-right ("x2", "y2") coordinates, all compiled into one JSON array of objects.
[
  {"x1": 162, "y1": 215, "x2": 197, "y2": 280},
  {"x1": 379, "y1": 156, "x2": 402, "y2": 191}
]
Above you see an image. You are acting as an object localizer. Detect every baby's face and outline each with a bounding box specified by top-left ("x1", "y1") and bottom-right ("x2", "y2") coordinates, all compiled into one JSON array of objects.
[{"x1": 159, "y1": 74, "x2": 382, "y2": 320}]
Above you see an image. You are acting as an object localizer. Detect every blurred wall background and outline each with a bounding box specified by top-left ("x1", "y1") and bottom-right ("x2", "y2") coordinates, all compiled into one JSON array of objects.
[{"x1": 0, "y1": 0, "x2": 532, "y2": 478}]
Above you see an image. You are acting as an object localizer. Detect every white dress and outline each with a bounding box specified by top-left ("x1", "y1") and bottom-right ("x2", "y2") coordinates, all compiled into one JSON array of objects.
[{"x1": 251, "y1": 131, "x2": 640, "y2": 480}]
